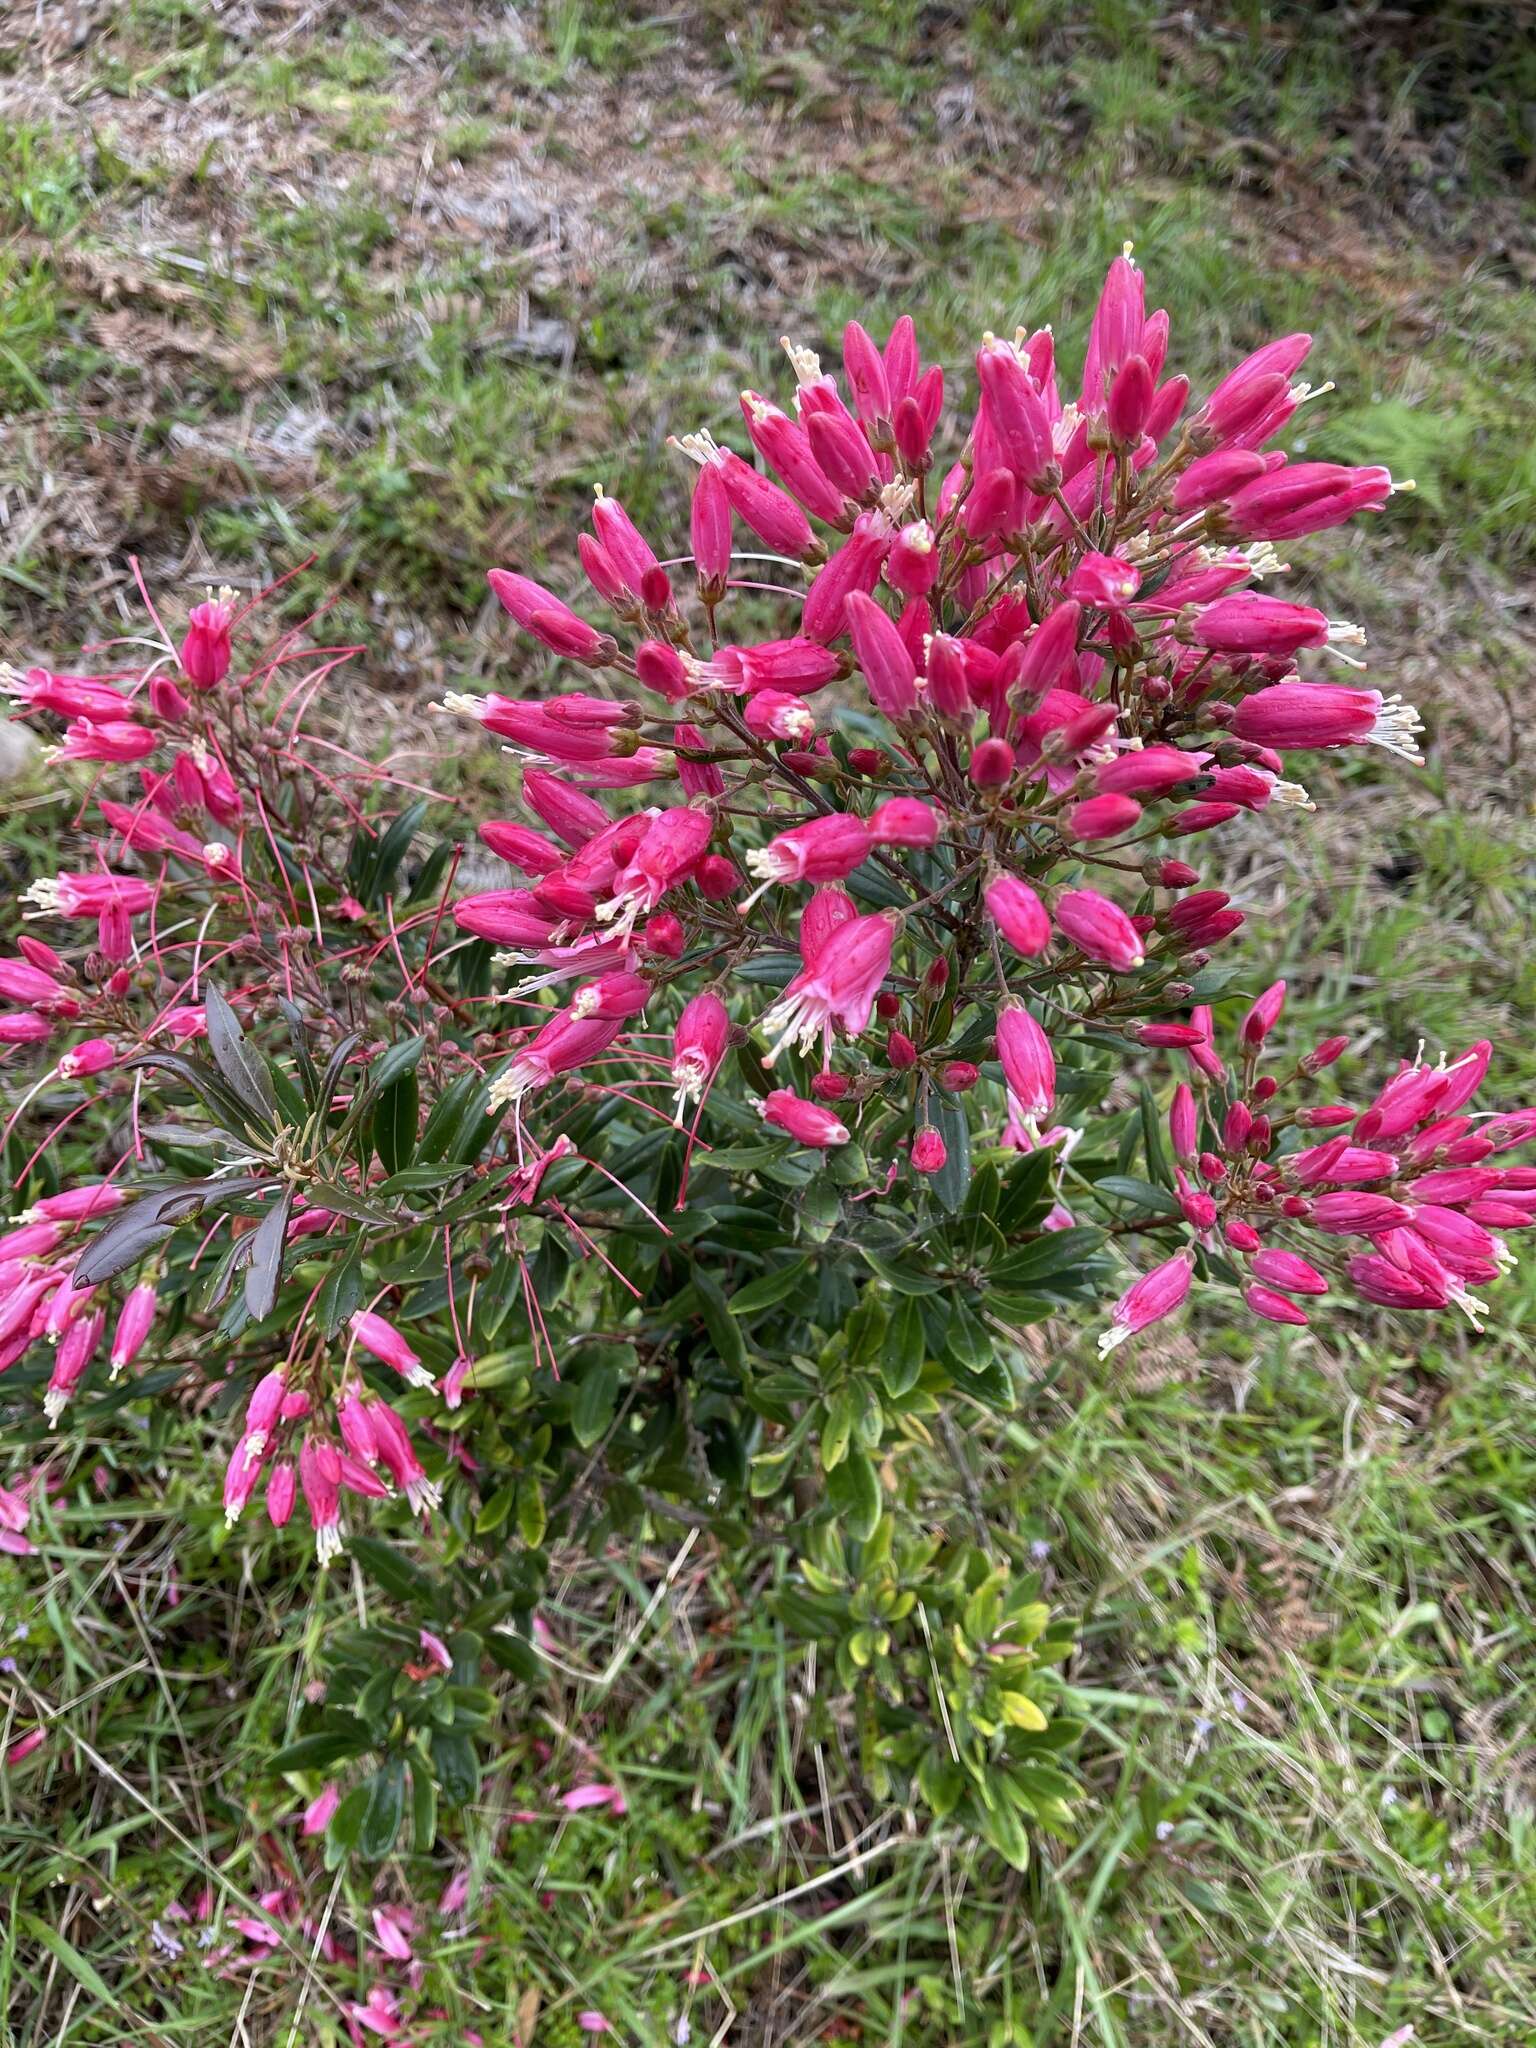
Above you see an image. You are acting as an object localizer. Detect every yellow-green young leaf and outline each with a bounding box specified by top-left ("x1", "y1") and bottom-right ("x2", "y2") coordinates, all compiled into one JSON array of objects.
[
  {"x1": 517, "y1": 1483, "x2": 547, "y2": 1549},
  {"x1": 1001, "y1": 1691, "x2": 1049, "y2": 1732},
  {"x1": 475, "y1": 1484, "x2": 515, "y2": 1536},
  {"x1": 976, "y1": 1796, "x2": 1031, "y2": 1871},
  {"x1": 1008, "y1": 1601, "x2": 1052, "y2": 1645},
  {"x1": 847, "y1": 1626, "x2": 882, "y2": 1667},
  {"x1": 798, "y1": 1559, "x2": 843, "y2": 1596},
  {"x1": 820, "y1": 1387, "x2": 857, "y2": 1472}
]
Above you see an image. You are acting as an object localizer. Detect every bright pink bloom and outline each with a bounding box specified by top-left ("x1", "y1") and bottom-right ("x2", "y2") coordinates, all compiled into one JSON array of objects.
[
  {"x1": 743, "y1": 690, "x2": 815, "y2": 744},
  {"x1": 369, "y1": 1404, "x2": 441, "y2": 1515},
  {"x1": 1054, "y1": 889, "x2": 1145, "y2": 971},
  {"x1": 1230, "y1": 683, "x2": 1421, "y2": 759},
  {"x1": 1250, "y1": 1249, "x2": 1328, "y2": 1295},
  {"x1": 997, "y1": 1003, "x2": 1054, "y2": 1127},
  {"x1": 1064, "y1": 793, "x2": 1142, "y2": 842},
  {"x1": 1241, "y1": 980, "x2": 1286, "y2": 1047},
  {"x1": 985, "y1": 874, "x2": 1051, "y2": 957},
  {"x1": 845, "y1": 591, "x2": 918, "y2": 721},
  {"x1": 690, "y1": 460, "x2": 732, "y2": 603},
  {"x1": 1245, "y1": 1284, "x2": 1310, "y2": 1326},
  {"x1": 53, "y1": 718, "x2": 159, "y2": 764},
  {"x1": 349, "y1": 1310, "x2": 436, "y2": 1392},
  {"x1": 571, "y1": 971, "x2": 651, "y2": 1022},
  {"x1": 759, "y1": 912, "x2": 894, "y2": 1064},
  {"x1": 5, "y1": 1730, "x2": 45, "y2": 1768},
  {"x1": 1098, "y1": 1249, "x2": 1194, "y2": 1354},
  {"x1": 672, "y1": 991, "x2": 729, "y2": 1109},
  {"x1": 301, "y1": 1782, "x2": 341, "y2": 1836},
  {"x1": 759, "y1": 1089, "x2": 850, "y2": 1149},
  {"x1": 180, "y1": 596, "x2": 234, "y2": 687},
  {"x1": 746, "y1": 812, "x2": 869, "y2": 890},
  {"x1": 299, "y1": 1438, "x2": 345, "y2": 1565},
  {"x1": 23, "y1": 872, "x2": 154, "y2": 919},
  {"x1": 109, "y1": 1281, "x2": 157, "y2": 1374}
]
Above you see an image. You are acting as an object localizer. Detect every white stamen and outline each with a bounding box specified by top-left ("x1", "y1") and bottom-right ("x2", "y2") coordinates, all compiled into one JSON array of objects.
[{"x1": 1369, "y1": 695, "x2": 1425, "y2": 764}]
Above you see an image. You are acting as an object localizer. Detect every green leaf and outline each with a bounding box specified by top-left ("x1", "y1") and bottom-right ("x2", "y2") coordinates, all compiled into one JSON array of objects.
[
  {"x1": 571, "y1": 1362, "x2": 619, "y2": 1448},
  {"x1": 370, "y1": 1036, "x2": 428, "y2": 1094},
  {"x1": 268, "y1": 1727, "x2": 369, "y2": 1773},
  {"x1": 316, "y1": 1241, "x2": 365, "y2": 1336},
  {"x1": 974, "y1": 1794, "x2": 1031, "y2": 1870},
  {"x1": 349, "y1": 1535, "x2": 436, "y2": 1605},
  {"x1": 880, "y1": 1295, "x2": 927, "y2": 1397},
  {"x1": 693, "y1": 1267, "x2": 745, "y2": 1370},
  {"x1": 20, "y1": 1916, "x2": 122, "y2": 2010},
  {"x1": 728, "y1": 1256, "x2": 813, "y2": 1315},
  {"x1": 988, "y1": 1227, "x2": 1105, "y2": 1293},
  {"x1": 411, "y1": 1761, "x2": 438, "y2": 1853},
  {"x1": 430, "y1": 1729, "x2": 479, "y2": 1807},
  {"x1": 203, "y1": 983, "x2": 278, "y2": 1125},
  {"x1": 372, "y1": 1067, "x2": 420, "y2": 1177},
  {"x1": 994, "y1": 1149, "x2": 1055, "y2": 1236},
  {"x1": 1093, "y1": 1175, "x2": 1181, "y2": 1217},
  {"x1": 929, "y1": 1094, "x2": 972, "y2": 1213},
  {"x1": 826, "y1": 1447, "x2": 881, "y2": 1541},
  {"x1": 358, "y1": 1757, "x2": 406, "y2": 1860},
  {"x1": 243, "y1": 1187, "x2": 294, "y2": 1322}
]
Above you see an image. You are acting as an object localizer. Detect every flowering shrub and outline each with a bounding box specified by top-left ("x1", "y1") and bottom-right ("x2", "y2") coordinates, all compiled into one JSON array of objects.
[{"x1": 4, "y1": 252, "x2": 1531, "y2": 1871}]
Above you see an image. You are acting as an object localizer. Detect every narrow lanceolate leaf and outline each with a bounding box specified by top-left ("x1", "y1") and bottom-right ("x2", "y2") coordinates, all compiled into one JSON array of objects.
[
  {"x1": 244, "y1": 1185, "x2": 295, "y2": 1320},
  {"x1": 203, "y1": 982, "x2": 279, "y2": 1125}
]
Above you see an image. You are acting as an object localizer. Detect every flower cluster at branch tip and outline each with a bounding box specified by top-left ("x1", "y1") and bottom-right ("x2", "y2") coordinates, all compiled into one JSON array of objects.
[{"x1": 3, "y1": 249, "x2": 1529, "y2": 1560}]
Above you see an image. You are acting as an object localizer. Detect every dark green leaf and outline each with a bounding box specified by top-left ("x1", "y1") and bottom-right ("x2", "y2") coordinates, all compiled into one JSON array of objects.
[
  {"x1": 372, "y1": 1068, "x2": 420, "y2": 1178},
  {"x1": 243, "y1": 1187, "x2": 294, "y2": 1321},
  {"x1": 358, "y1": 1757, "x2": 406, "y2": 1860},
  {"x1": 203, "y1": 983, "x2": 278, "y2": 1125},
  {"x1": 728, "y1": 1257, "x2": 813, "y2": 1315},
  {"x1": 268, "y1": 1727, "x2": 369, "y2": 1773}
]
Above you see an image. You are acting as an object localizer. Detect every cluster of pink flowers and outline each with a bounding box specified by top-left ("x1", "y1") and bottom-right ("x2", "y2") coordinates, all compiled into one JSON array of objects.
[
  {"x1": 3, "y1": 250, "x2": 1527, "y2": 1553},
  {"x1": 1100, "y1": 990, "x2": 1536, "y2": 1353}
]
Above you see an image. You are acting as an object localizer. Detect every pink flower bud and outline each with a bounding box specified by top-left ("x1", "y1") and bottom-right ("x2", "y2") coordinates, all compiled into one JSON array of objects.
[
  {"x1": 759, "y1": 1089, "x2": 850, "y2": 1149},
  {"x1": 267, "y1": 1460, "x2": 297, "y2": 1529},
  {"x1": 1054, "y1": 889, "x2": 1144, "y2": 971},
  {"x1": 911, "y1": 1127, "x2": 947, "y2": 1174},
  {"x1": 690, "y1": 461, "x2": 732, "y2": 604},
  {"x1": 1064, "y1": 793, "x2": 1142, "y2": 842},
  {"x1": 300, "y1": 1782, "x2": 340, "y2": 1835},
  {"x1": 1097, "y1": 746, "x2": 1203, "y2": 798},
  {"x1": 997, "y1": 1002, "x2": 1054, "y2": 1125},
  {"x1": 487, "y1": 569, "x2": 607, "y2": 662},
  {"x1": 1225, "y1": 460, "x2": 1394, "y2": 541},
  {"x1": 1241, "y1": 980, "x2": 1286, "y2": 1047},
  {"x1": 715, "y1": 447, "x2": 817, "y2": 561},
  {"x1": 739, "y1": 394, "x2": 848, "y2": 523},
  {"x1": 867, "y1": 797, "x2": 940, "y2": 849},
  {"x1": 571, "y1": 970, "x2": 650, "y2": 1022},
  {"x1": 845, "y1": 591, "x2": 918, "y2": 722},
  {"x1": 984, "y1": 874, "x2": 1050, "y2": 957},
  {"x1": 969, "y1": 738, "x2": 1015, "y2": 789},
  {"x1": 1250, "y1": 1249, "x2": 1328, "y2": 1295},
  {"x1": 641, "y1": 912, "x2": 686, "y2": 958},
  {"x1": 1067, "y1": 552, "x2": 1141, "y2": 607},
  {"x1": 1098, "y1": 1248, "x2": 1193, "y2": 1355},
  {"x1": 976, "y1": 338, "x2": 1055, "y2": 489},
  {"x1": 805, "y1": 407, "x2": 879, "y2": 499},
  {"x1": 1245, "y1": 1284, "x2": 1310, "y2": 1326},
  {"x1": 1106, "y1": 353, "x2": 1154, "y2": 442},
  {"x1": 55, "y1": 718, "x2": 159, "y2": 765}
]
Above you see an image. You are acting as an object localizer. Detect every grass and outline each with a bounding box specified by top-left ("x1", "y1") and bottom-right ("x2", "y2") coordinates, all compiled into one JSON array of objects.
[{"x1": 3, "y1": 1, "x2": 1536, "y2": 2041}]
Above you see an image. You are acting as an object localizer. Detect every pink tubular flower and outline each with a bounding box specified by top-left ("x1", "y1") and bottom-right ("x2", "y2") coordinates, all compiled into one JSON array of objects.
[
  {"x1": 672, "y1": 991, "x2": 729, "y2": 1111},
  {"x1": 5, "y1": 1730, "x2": 45, "y2": 1769},
  {"x1": 997, "y1": 1002, "x2": 1054, "y2": 1128},
  {"x1": 598, "y1": 807, "x2": 713, "y2": 930},
  {"x1": 1054, "y1": 889, "x2": 1145, "y2": 971},
  {"x1": 976, "y1": 336, "x2": 1055, "y2": 489},
  {"x1": 1250, "y1": 1249, "x2": 1328, "y2": 1295},
  {"x1": 44, "y1": 1308, "x2": 104, "y2": 1425},
  {"x1": 368, "y1": 1402, "x2": 442, "y2": 1515},
  {"x1": 299, "y1": 1438, "x2": 345, "y2": 1565},
  {"x1": 1190, "y1": 594, "x2": 1338, "y2": 657},
  {"x1": 745, "y1": 812, "x2": 869, "y2": 891},
  {"x1": 266, "y1": 1460, "x2": 296, "y2": 1528},
  {"x1": 1241, "y1": 979, "x2": 1286, "y2": 1047},
  {"x1": 22, "y1": 872, "x2": 155, "y2": 919},
  {"x1": 109, "y1": 1281, "x2": 157, "y2": 1375},
  {"x1": 1064, "y1": 793, "x2": 1142, "y2": 842},
  {"x1": 759, "y1": 1088, "x2": 850, "y2": 1149},
  {"x1": 52, "y1": 718, "x2": 159, "y2": 765},
  {"x1": 758, "y1": 912, "x2": 895, "y2": 1064},
  {"x1": 1224, "y1": 460, "x2": 1395, "y2": 540},
  {"x1": 2, "y1": 665, "x2": 130, "y2": 718},
  {"x1": 1097, "y1": 1249, "x2": 1194, "y2": 1356},
  {"x1": 488, "y1": 568, "x2": 608, "y2": 662},
  {"x1": 571, "y1": 970, "x2": 651, "y2": 1022},
  {"x1": 301, "y1": 1782, "x2": 341, "y2": 1836},
  {"x1": 349, "y1": 1310, "x2": 436, "y2": 1392},
  {"x1": 845, "y1": 591, "x2": 918, "y2": 721},
  {"x1": 985, "y1": 874, "x2": 1051, "y2": 957},
  {"x1": 1230, "y1": 683, "x2": 1422, "y2": 760},
  {"x1": 179, "y1": 595, "x2": 234, "y2": 687}
]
